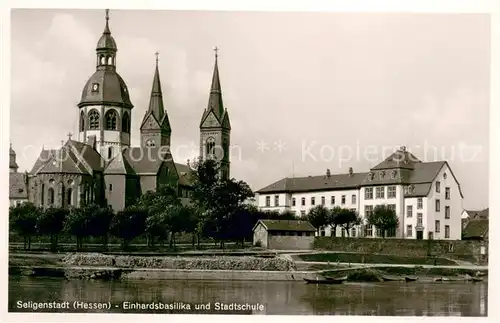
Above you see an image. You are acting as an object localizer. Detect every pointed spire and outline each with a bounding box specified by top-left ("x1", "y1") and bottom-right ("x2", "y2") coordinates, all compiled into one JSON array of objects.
[
  {"x1": 207, "y1": 47, "x2": 224, "y2": 117},
  {"x1": 145, "y1": 52, "x2": 165, "y2": 122},
  {"x1": 104, "y1": 9, "x2": 110, "y2": 34}
]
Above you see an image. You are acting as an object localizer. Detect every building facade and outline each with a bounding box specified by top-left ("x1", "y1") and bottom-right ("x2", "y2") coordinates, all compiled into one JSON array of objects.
[
  {"x1": 11, "y1": 10, "x2": 231, "y2": 211},
  {"x1": 253, "y1": 219, "x2": 316, "y2": 250},
  {"x1": 256, "y1": 147, "x2": 463, "y2": 240},
  {"x1": 9, "y1": 145, "x2": 28, "y2": 206}
]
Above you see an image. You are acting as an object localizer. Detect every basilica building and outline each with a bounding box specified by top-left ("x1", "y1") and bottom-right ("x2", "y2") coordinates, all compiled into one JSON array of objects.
[{"x1": 12, "y1": 10, "x2": 231, "y2": 211}]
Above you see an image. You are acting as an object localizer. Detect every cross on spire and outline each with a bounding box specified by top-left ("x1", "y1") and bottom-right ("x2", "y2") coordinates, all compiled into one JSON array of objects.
[
  {"x1": 155, "y1": 51, "x2": 159, "y2": 65},
  {"x1": 105, "y1": 9, "x2": 109, "y2": 21},
  {"x1": 214, "y1": 46, "x2": 219, "y2": 58},
  {"x1": 67, "y1": 132, "x2": 73, "y2": 141}
]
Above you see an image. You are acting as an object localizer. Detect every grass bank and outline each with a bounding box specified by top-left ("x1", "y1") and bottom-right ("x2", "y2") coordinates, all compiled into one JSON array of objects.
[{"x1": 298, "y1": 252, "x2": 457, "y2": 266}]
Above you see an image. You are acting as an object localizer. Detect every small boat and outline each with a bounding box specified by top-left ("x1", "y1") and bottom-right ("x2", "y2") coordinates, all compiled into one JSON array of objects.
[
  {"x1": 405, "y1": 276, "x2": 418, "y2": 282},
  {"x1": 472, "y1": 277, "x2": 484, "y2": 282},
  {"x1": 382, "y1": 275, "x2": 404, "y2": 282},
  {"x1": 304, "y1": 278, "x2": 344, "y2": 285},
  {"x1": 325, "y1": 275, "x2": 348, "y2": 282}
]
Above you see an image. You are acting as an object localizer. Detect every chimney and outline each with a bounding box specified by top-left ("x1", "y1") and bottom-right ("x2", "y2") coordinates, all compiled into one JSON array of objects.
[
  {"x1": 87, "y1": 135, "x2": 97, "y2": 150},
  {"x1": 349, "y1": 167, "x2": 353, "y2": 176},
  {"x1": 326, "y1": 168, "x2": 331, "y2": 178}
]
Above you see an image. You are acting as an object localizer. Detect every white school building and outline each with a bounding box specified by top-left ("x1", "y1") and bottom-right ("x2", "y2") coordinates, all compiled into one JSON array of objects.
[{"x1": 256, "y1": 147, "x2": 463, "y2": 240}]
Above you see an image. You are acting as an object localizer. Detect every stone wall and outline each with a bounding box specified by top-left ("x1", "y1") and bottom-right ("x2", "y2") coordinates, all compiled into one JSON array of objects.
[{"x1": 314, "y1": 237, "x2": 488, "y2": 264}]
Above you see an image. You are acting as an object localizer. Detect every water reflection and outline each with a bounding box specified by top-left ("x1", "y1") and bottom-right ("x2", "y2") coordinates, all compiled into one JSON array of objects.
[{"x1": 8, "y1": 276, "x2": 487, "y2": 316}]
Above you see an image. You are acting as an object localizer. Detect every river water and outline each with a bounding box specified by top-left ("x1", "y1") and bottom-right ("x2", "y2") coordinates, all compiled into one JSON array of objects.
[{"x1": 8, "y1": 276, "x2": 487, "y2": 316}]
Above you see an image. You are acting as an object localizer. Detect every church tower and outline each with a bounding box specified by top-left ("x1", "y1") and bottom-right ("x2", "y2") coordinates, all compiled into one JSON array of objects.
[
  {"x1": 140, "y1": 53, "x2": 171, "y2": 150},
  {"x1": 77, "y1": 9, "x2": 133, "y2": 160},
  {"x1": 10, "y1": 144, "x2": 19, "y2": 173},
  {"x1": 199, "y1": 49, "x2": 231, "y2": 180}
]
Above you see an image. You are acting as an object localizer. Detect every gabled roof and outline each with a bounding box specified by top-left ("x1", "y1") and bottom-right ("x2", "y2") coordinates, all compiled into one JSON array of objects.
[
  {"x1": 258, "y1": 158, "x2": 462, "y2": 197},
  {"x1": 123, "y1": 147, "x2": 172, "y2": 175},
  {"x1": 67, "y1": 140, "x2": 104, "y2": 172},
  {"x1": 37, "y1": 147, "x2": 89, "y2": 175},
  {"x1": 371, "y1": 148, "x2": 422, "y2": 170},
  {"x1": 253, "y1": 219, "x2": 316, "y2": 232},
  {"x1": 30, "y1": 149, "x2": 57, "y2": 174},
  {"x1": 463, "y1": 219, "x2": 488, "y2": 239},
  {"x1": 9, "y1": 172, "x2": 27, "y2": 199},
  {"x1": 105, "y1": 150, "x2": 136, "y2": 175}
]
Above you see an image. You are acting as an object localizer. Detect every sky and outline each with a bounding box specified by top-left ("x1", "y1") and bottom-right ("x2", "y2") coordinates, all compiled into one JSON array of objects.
[{"x1": 10, "y1": 9, "x2": 490, "y2": 209}]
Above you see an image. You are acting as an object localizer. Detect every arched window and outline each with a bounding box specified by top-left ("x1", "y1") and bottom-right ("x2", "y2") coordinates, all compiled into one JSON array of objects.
[
  {"x1": 122, "y1": 111, "x2": 130, "y2": 133},
  {"x1": 79, "y1": 112, "x2": 85, "y2": 131},
  {"x1": 67, "y1": 188, "x2": 73, "y2": 206},
  {"x1": 88, "y1": 110, "x2": 100, "y2": 130},
  {"x1": 100, "y1": 56, "x2": 105, "y2": 65},
  {"x1": 105, "y1": 109, "x2": 118, "y2": 130},
  {"x1": 107, "y1": 56, "x2": 113, "y2": 65},
  {"x1": 48, "y1": 188, "x2": 55, "y2": 205},
  {"x1": 108, "y1": 146, "x2": 113, "y2": 159},
  {"x1": 146, "y1": 139, "x2": 156, "y2": 147},
  {"x1": 206, "y1": 137, "x2": 216, "y2": 156},
  {"x1": 41, "y1": 184, "x2": 45, "y2": 206}
]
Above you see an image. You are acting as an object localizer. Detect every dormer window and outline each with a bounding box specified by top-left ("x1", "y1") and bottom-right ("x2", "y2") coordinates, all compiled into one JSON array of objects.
[
  {"x1": 368, "y1": 172, "x2": 374, "y2": 181},
  {"x1": 379, "y1": 171, "x2": 385, "y2": 179},
  {"x1": 391, "y1": 170, "x2": 397, "y2": 179}
]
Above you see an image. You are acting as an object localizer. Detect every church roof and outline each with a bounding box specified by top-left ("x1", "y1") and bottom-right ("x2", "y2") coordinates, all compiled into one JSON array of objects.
[
  {"x1": 200, "y1": 51, "x2": 229, "y2": 129},
  {"x1": 78, "y1": 69, "x2": 133, "y2": 108},
  {"x1": 105, "y1": 150, "x2": 136, "y2": 175},
  {"x1": 141, "y1": 55, "x2": 170, "y2": 131},
  {"x1": 9, "y1": 172, "x2": 27, "y2": 200},
  {"x1": 122, "y1": 147, "x2": 172, "y2": 174},
  {"x1": 30, "y1": 140, "x2": 104, "y2": 176}
]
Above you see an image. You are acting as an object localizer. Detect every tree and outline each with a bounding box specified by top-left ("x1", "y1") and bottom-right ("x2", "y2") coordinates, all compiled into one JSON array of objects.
[
  {"x1": 135, "y1": 185, "x2": 181, "y2": 247},
  {"x1": 328, "y1": 206, "x2": 342, "y2": 237},
  {"x1": 190, "y1": 158, "x2": 254, "y2": 248},
  {"x1": 9, "y1": 203, "x2": 40, "y2": 251},
  {"x1": 64, "y1": 207, "x2": 90, "y2": 251},
  {"x1": 109, "y1": 206, "x2": 148, "y2": 250},
  {"x1": 307, "y1": 205, "x2": 330, "y2": 234},
  {"x1": 37, "y1": 206, "x2": 68, "y2": 251},
  {"x1": 366, "y1": 205, "x2": 399, "y2": 238},
  {"x1": 86, "y1": 205, "x2": 114, "y2": 250},
  {"x1": 334, "y1": 208, "x2": 361, "y2": 237}
]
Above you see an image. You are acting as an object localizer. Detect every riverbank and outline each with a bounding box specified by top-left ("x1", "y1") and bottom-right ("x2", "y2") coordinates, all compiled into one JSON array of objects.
[{"x1": 9, "y1": 252, "x2": 488, "y2": 282}]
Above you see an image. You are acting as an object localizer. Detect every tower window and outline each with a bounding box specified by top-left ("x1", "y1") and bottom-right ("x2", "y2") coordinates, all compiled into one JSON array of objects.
[
  {"x1": 105, "y1": 109, "x2": 118, "y2": 130},
  {"x1": 88, "y1": 109, "x2": 100, "y2": 130},
  {"x1": 108, "y1": 146, "x2": 113, "y2": 159},
  {"x1": 206, "y1": 137, "x2": 216, "y2": 156},
  {"x1": 122, "y1": 111, "x2": 130, "y2": 133},
  {"x1": 79, "y1": 112, "x2": 85, "y2": 131},
  {"x1": 107, "y1": 56, "x2": 113, "y2": 65}
]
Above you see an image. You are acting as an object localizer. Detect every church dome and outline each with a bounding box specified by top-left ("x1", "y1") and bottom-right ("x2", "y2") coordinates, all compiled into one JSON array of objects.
[{"x1": 78, "y1": 69, "x2": 133, "y2": 108}]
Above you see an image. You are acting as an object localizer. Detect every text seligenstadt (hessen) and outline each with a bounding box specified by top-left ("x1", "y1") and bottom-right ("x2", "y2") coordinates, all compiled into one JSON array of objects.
[{"x1": 16, "y1": 301, "x2": 111, "y2": 311}]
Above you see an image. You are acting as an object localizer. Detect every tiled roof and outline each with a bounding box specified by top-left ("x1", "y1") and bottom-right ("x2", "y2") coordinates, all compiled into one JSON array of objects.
[
  {"x1": 463, "y1": 219, "x2": 488, "y2": 239},
  {"x1": 68, "y1": 140, "x2": 104, "y2": 171},
  {"x1": 9, "y1": 172, "x2": 27, "y2": 199},
  {"x1": 104, "y1": 151, "x2": 136, "y2": 175},
  {"x1": 30, "y1": 149, "x2": 57, "y2": 174},
  {"x1": 371, "y1": 148, "x2": 421, "y2": 170},
  {"x1": 257, "y1": 148, "x2": 459, "y2": 196},
  {"x1": 254, "y1": 219, "x2": 316, "y2": 232},
  {"x1": 122, "y1": 147, "x2": 173, "y2": 174},
  {"x1": 37, "y1": 147, "x2": 89, "y2": 175}
]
